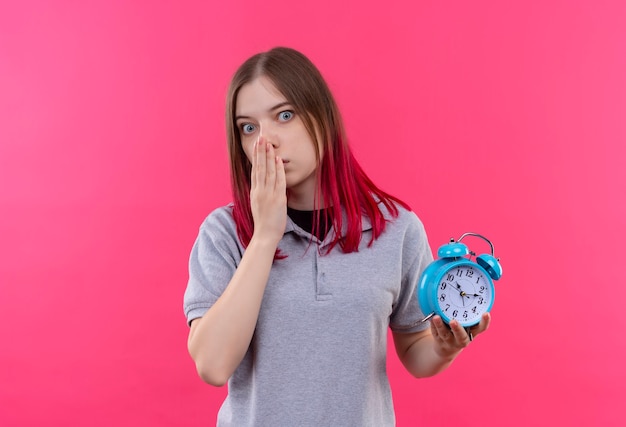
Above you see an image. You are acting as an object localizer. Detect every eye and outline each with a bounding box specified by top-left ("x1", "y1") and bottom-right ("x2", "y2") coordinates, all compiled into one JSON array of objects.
[
  {"x1": 240, "y1": 123, "x2": 256, "y2": 135},
  {"x1": 278, "y1": 110, "x2": 294, "y2": 122}
]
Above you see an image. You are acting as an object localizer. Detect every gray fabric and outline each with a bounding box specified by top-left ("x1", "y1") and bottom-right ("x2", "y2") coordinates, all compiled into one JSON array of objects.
[{"x1": 184, "y1": 203, "x2": 433, "y2": 426}]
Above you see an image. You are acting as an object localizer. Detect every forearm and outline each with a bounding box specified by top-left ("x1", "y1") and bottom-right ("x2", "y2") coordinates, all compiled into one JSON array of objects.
[{"x1": 187, "y1": 236, "x2": 277, "y2": 386}]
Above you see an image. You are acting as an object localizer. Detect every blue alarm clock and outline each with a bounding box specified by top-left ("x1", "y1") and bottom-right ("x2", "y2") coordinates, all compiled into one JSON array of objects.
[{"x1": 417, "y1": 232, "x2": 502, "y2": 328}]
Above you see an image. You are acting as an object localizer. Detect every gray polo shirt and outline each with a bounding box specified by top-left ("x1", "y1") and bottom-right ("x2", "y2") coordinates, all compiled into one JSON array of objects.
[{"x1": 184, "y1": 203, "x2": 433, "y2": 426}]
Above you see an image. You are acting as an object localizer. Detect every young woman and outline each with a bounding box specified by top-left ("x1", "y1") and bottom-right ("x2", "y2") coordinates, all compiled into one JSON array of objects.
[{"x1": 184, "y1": 47, "x2": 490, "y2": 426}]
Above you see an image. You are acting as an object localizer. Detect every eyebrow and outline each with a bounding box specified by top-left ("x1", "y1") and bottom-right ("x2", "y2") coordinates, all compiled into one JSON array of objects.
[{"x1": 235, "y1": 102, "x2": 292, "y2": 121}]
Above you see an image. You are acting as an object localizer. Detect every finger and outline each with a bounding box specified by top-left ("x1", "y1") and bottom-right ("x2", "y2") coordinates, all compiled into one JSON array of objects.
[
  {"x1": 432, "y1": 316, "x2": 450, "y2": 339},
  {"x1": 479, "y1": 312, "x2": 491, "y2": 333},
  {"x1": 470, "y1": 312, "x2": 491, "y2": 337},
  {"x1": 449, "y1": 320, "x2": 468, "y2": 343},
  {"x1": 251, "y1": 138, "x2": 259, "y2": 189},
  {"x1": 266, "y1": 140, "x2": 276, "y2": 185},
  {"x1": 430, "y1": 316, "x2": 441, "y2": 339},
  {"x1": 480, "y1": 312, "x2": 491, "y2": 330},
  {"x1": 430, "y1": 321, "x2": 440, "y2": 339},
  {"x1": 256, "y1": 137, "x2": 266, "y2": 186},
  {"x1": 275, "y1": 156, "x2": 286, "y2": 192}
]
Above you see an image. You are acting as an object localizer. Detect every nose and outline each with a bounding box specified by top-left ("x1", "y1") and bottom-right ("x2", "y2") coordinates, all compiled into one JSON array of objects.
[{"x1": 259, "y1": 122, "x2": 280, "y2": 148}]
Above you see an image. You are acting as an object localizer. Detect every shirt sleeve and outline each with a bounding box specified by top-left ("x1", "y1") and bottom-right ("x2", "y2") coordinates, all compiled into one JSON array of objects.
[
  {"x1": 389, "y1": 210, "x2": 434, "y2": 333},
  {"x1": 183, "y1": 206, "x2": 243, "y2": 325}
]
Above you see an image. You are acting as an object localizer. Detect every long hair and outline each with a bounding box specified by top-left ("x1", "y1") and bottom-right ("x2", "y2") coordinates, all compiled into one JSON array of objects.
[{"x1": 225, "y1": 47, "x2": 409, "y2": 254}]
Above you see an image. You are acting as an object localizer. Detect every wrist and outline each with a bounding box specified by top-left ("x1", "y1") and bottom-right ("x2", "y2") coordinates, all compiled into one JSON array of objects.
[
  {"x1": 435, "y1": 345, "x2": 463, "y2": 363},
  {"x1": 248, "y1": 233, "x2": 281, "y2": 251}
]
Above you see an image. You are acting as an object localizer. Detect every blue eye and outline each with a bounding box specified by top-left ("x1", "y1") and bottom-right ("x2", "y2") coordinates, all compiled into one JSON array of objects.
[
  {"x1": 241, "y1": 123, "x2": 256, "y2": 135},
  {"x1": 278, "y1": 111, "x2": 294, "y2": 122}
]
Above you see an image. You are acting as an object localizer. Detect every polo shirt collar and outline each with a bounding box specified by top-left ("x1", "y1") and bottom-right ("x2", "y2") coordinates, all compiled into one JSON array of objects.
[{"x1": 284, "y1": 207, "x2": 373, "y2": 245}]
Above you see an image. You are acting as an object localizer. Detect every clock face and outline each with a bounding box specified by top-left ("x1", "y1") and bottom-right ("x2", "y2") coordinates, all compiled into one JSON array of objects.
[{"x1": 436, "y1": 263, "x2": 493, "y2": 326}]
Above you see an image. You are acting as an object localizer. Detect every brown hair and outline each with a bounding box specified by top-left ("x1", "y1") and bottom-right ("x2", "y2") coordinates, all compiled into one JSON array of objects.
[{"x1": 225, "y1": 47, "x2": 408, "y2": 254}]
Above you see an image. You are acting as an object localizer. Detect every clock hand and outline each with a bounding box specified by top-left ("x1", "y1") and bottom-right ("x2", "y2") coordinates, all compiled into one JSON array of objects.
[
  {"x1": 456, "y1": 283, "x2": 484, "y2": 300},
  {"x1": 456, "y1": 285, "x2": 467, "y2": 307},
  {"x1": 463, "y1": 291, "x2": 484, "y2": 300},
  {"x1": 454, "y1": 282, "x2": 471, "y2": 300}
]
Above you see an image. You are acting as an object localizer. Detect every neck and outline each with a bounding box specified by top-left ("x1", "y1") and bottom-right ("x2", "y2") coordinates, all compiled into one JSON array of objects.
[{"x1": 286, "y1": 191, "x2": 322, "y2": 211}]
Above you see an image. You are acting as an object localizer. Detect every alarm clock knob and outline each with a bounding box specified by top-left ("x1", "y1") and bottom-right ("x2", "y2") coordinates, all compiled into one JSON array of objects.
[
  {"x1": 437, "y1": 242, "x2": 469, "y2": 259},
  {"x1": 476, "y1": 254, "x2": 503, "y2": 280}
]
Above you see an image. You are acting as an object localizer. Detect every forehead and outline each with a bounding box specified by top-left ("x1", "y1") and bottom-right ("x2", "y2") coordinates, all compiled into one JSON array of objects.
[{"x1": 236, "y1": 76, "x2": 287, "y2": 116}]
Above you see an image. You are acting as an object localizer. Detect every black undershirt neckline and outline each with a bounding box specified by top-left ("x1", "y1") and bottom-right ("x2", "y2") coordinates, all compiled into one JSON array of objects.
[{"x1": 287, "y1": 207, "x2": 332, "y2": 241}]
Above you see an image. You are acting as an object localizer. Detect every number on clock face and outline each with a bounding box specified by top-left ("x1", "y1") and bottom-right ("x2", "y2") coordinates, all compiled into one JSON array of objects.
[{"x1": 436, "y1": 265, "x2": 491, "y2": 324}]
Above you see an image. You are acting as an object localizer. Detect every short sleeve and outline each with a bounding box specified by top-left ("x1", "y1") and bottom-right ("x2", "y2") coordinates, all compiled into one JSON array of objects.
[
  {"x1": 389, "y1": 210, "x2": 434, "y2": 333},
  {"x1": 183, "y1": 206, "x2": 243, "y2": 325}
]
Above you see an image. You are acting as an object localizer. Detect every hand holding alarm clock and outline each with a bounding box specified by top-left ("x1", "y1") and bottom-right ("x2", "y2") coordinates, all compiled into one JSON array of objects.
[{"x1": 417, "y1": 233, "x2": 502, "y2": 341}]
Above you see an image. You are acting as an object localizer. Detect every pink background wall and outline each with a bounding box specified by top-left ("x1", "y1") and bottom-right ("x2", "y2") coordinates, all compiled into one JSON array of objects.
[{"x1": 1, "y1": 0, "x2": 624, "y2": 425}]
